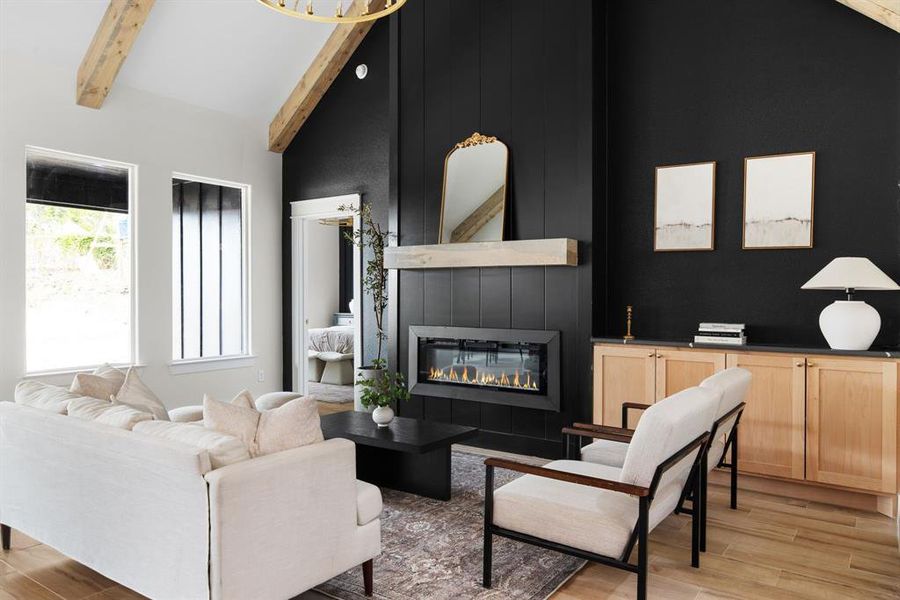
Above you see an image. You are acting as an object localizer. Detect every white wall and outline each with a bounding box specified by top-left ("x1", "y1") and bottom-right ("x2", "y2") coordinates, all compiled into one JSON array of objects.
[
  {"x1": 0, "y1": 51, "x2": 284, "y2": 409},
  {"x1": 303, "y1": 220, "x2": 340, "y2": 329}
]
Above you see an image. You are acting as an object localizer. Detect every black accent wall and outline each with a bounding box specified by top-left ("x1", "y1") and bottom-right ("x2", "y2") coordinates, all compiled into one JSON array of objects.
[
  {"x1": 602, "y1": 0, "x2": 900, "y2": 347},
  {"x1": 282, "y1": 20, "x2": 391, "y2": 388},
  {"x1": 393, "y1": 0, "x2": 596, "y2": 457},
  {"x1": 283, "y1": 0, "x2": 900, "y2": 457}
]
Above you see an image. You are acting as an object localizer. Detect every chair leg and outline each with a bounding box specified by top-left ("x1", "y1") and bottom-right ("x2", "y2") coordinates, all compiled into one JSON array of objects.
[
  {"x1": 637, "y1": 496, "x2": 649, "y2": 600},
  {"x1": 483, "y1": 465, "x2": 494, "y2": 589},
  {"x1": 691, "y1": 464, "x2": 701, "y2": 568},
  {"x1": 730, "y1": 429, "x2": 739, "y2": 510},
  {"x1": 362, "y1": 559, "x2": 373, "y2": 597},
  {"x1": 700, "y1": 454, "x2": 708, "y2": 553},
  {"x1": 1, "y1": 524, "x2": 10, "y2": 551}
]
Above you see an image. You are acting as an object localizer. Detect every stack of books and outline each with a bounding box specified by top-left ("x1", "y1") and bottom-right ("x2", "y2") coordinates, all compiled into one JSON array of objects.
[{"x1": 695, "y1": 323, "x2": 746, "y2": 346}]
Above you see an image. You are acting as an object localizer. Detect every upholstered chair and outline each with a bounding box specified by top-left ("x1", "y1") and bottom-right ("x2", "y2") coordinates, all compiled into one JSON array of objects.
[
  {"x1": 570, "y1": 367, "x2": 752, "y2": 550},
  {"x1": 483, "y1": 386, "x2": 721, "y2": 600}
]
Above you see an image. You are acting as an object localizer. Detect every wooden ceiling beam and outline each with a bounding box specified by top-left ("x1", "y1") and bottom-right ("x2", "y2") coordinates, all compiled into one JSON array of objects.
[
  {"x1": 268, "y1": 0, "x2": 375, "y2": 153},
  {"x1": 835, "y1": 0, "x2": 900, "y2": 34},
  {"x1": 76, "y1": 0, "x2": 155, "y2": 109}
]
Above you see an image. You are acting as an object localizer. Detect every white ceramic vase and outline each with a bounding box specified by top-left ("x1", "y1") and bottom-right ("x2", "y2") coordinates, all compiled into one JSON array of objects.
[{"x1": 372, "y1": 406, "x2": 394, "y2": 428}]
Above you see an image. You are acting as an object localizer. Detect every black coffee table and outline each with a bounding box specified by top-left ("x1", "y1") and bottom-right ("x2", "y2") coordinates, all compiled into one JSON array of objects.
[{"x1": 321, "y1": 411, "x2": 478, "y2": 500}]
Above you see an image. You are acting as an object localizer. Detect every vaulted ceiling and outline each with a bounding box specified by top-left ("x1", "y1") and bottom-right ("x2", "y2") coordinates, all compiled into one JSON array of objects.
[
  {"x1": 1, "y1": 0, "x2": 896, "y2": 151},
  {"x1": 0, "y1": 0, "x2": 335, "y2": 126}
]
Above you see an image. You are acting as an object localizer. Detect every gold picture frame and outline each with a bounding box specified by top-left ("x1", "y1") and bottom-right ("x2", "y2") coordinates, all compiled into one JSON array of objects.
[
  {"x1": 742, "y1": 151, "x2": 815, "y2": 250},
  {"x1": 653, "y1": 161, "x2": 717, "y2": 252},
  {"x1": 438, "y1": 132, "x2": 509, "y2": 244}
]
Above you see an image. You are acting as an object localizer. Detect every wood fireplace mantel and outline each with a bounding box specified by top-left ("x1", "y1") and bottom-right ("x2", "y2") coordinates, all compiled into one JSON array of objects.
[{"x1": 383, "y1": 238, "x2": 577, "y2": 269}]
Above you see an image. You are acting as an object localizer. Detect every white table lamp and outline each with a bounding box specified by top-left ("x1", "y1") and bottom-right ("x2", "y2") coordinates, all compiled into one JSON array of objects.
[{"x1": 801, "y1": 257, "x2": 899, "y2": 350}]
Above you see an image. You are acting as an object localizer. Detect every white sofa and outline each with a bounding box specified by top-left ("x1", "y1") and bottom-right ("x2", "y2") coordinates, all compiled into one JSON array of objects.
[{"x1": 0, "y1": 401, "x2": 381, "y2": 600}]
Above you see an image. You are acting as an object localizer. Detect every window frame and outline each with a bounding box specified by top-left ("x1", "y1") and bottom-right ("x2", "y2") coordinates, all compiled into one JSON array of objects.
[
  {"x1": 23, "y1": 146, "x2": 139, "y2": 376},
  {"x1": 169, "y1": 172, "x2": 252, "y2": 373}
]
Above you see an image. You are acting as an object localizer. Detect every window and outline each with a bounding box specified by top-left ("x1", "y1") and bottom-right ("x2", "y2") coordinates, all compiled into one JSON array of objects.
[
  {"x1": 25, "y1": 149, "x2": 133, "y2": 372},
  {"x1": 172, "y1": 177, "x2": 247, "y2": 361}
]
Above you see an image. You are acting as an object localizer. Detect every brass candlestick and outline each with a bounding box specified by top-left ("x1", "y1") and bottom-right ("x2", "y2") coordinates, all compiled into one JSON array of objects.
[{"x1": 623, "y1": 305, "x2": 635, "y2": 341}]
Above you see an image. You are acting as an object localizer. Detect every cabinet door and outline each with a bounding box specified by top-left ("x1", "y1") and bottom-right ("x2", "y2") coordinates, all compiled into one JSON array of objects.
[
  {"x1": 592, "y1": 345, "x2": 656, "y2": 427},
  {"x1": 655, "y1": 349, "x2": 726, "y2": 400},
  {"x1": 807, "y1": 358, "x2": 897, "y2": 493},
  {"x1": 726, "y1": 353, "x2": 805, "y2": 480}
]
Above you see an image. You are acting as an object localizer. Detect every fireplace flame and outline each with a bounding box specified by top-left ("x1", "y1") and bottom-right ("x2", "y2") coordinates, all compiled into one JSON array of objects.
[{"x1": 427, "y1": 365, "x2": 539, "y2": 391}]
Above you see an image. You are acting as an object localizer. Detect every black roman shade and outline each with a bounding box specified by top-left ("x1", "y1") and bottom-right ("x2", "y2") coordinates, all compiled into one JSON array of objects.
[{"x1": 26, "y1": 155, "x2": 128, "y2": 214}]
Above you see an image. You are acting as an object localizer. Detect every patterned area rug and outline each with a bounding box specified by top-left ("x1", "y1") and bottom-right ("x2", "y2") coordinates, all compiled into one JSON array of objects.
[{"x1": 316, "y1": 451, "x2": 585, "y2": 600}]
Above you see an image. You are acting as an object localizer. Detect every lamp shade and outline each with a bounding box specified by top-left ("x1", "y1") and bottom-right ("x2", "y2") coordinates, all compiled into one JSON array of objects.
[{"x1": 801, "y1": 257, "x2": 899, "y2": 291}]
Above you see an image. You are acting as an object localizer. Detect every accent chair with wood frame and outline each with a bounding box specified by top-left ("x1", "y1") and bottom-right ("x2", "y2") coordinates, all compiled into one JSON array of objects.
[
  {"x1": 483, "y1": 386, "x2": 721, "y2": 600},
  {"x1": 568, "y1": 368, "x2": 751, "y2": 552}
]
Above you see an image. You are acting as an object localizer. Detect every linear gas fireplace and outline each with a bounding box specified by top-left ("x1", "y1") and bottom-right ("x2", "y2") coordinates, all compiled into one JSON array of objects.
[{"x1": 408, "y1": 326, "x2": 560, "y2": 411}]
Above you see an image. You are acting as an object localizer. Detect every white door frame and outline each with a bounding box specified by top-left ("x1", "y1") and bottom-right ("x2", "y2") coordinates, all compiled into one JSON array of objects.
[{"x1": 290, "y1": 194, "x2": 362, "y2": 394}]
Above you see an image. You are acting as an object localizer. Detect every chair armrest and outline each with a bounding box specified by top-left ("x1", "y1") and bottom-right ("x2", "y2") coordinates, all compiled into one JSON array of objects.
[
  {"x1": 562, "y1": 426, "x2": 633, "y2": 443},
  {"x1": 571, "y1": 422, "x2": 635, "y2": 436},
  {"x1": 168, "y1": 405, "x2": 204, "y2": 423},
  {"x1": 621, "y1": 402, "x2": 652, "y2": 428},
  {"x1": 484, "y1": 457, "x2": 649, "y2": 497},
  {"x1": 254, "y1": 391, "x2": 302, "y2": 411}
]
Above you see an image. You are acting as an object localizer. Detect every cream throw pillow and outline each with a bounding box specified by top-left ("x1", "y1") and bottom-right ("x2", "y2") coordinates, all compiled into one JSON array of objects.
[
  {"x1": 67, "y1": 397, "x2": 153, "y2": 430},
  {"x1": 92, "y1": 363, "x2": 127, "y2": 389},
  {"x1": 14, "y1": 381, "x2": 80, "y2": 414},
  {"x1": 203, "y1": 392, "x2": 260, "y2": 450},
  {"x1": 134, "y1": 421, "x2": 250, "y2": 469},
  {"x1": 257, "y1": 397, "x2": 324, "y2": 456},
  {"x1": 203, "y1": 394, "x2": 323, "y2": 457},
  {"x1": 70, "y1": 373, "x2": 121, "y2": 401},
  {"x1": 112, "y1": 367, "x2": 169, "y2": 421}
]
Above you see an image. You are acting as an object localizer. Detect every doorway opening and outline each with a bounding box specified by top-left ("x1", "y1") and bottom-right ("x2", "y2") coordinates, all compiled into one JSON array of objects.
[{"x1": 290, "y1": 195, "x2": 362, "y2": 412}]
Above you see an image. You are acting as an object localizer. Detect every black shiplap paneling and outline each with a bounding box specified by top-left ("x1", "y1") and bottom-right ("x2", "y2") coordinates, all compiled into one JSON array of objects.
[
  {"x1": 508, "y1": 3, "x2": 546, "y2": 241},
  {"x1": 603, "y1": 0, "x2": 900, "y2": 348},
  {"x1": 396, "y1": 0, "x2": 595, "y2": 458}
]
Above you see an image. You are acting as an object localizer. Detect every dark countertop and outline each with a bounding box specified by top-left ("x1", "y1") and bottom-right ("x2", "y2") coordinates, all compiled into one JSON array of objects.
[{"x1": 591, "y1": 337, "x2": 899, "y2": 359}]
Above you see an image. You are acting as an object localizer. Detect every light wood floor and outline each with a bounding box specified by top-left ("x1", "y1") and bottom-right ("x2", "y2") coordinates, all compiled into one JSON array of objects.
[
  {"x1": 555, "y1": 484, "x2": 900, "y2": 600},
  {"x1": 1, "y1": 463, "x2": 896, "y2": 600},
  {"x1": 317, "y1": 400, "x2": 354, "y2": 416}
]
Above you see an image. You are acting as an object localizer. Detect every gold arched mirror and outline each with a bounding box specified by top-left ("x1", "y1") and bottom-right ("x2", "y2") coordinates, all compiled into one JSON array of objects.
[{"x1": 438, "y1": 132, "x2": 509, "y2": 243}]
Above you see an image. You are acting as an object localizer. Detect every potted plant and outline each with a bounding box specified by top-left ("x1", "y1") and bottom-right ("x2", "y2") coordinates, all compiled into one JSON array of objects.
[
  {"x1": 358, "y1": 370, "x2": 410, "y2": 427},
  {"x1": 340, "y1": 202, "x2": 392, "y2": 410}
]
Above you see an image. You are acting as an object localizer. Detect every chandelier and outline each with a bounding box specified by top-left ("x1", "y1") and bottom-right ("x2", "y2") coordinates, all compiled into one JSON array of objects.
[{"x1": 257, "y1": 0, "x2": 407, "y2": 24}]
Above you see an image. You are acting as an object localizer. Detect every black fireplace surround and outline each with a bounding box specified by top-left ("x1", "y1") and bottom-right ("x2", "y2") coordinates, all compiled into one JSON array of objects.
[{"x1": 408, "y1": 326, "x2": 560, "y2": 411}]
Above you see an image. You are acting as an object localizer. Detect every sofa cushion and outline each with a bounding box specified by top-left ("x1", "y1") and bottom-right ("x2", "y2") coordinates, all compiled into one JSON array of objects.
[
  {"x1": 493, "y1": 460, "x2": 635, "y2": 558},
  {"x1": 580, "y1": 439, "x2": 628, "y2": 468},
  {"x1": 256, "y1": 397, "x2": 324, "y2": 457},
  {"x1": 67, "y1": 397, "x2": 153, "y2": 430},
  {"x1": 255, "y1": 391, "x2": 302, "y2": 411},
  {"x1": 134, "y1": 421, "x2": 249, "y2": 469},
  {"x1": 356, "y1": 480, "x2": 383, "y2": 526},
  {"x1": 203, "y1": 393, "x2": 260, "y2": 451},
  {"x1": 112, "y1": 367, "x2": 169, "y2": 421},
  {"x1": 14, "y1": 381, "x2": 80, "y2": 414},
  {"x1": 70, "y1": 373, "x2": 121, "y2": 401}
]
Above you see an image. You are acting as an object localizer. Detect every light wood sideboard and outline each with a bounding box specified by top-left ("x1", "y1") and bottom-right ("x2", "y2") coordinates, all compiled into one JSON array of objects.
[{"x1": 592, "y1": 340, "x2": 900, "y2": 516}]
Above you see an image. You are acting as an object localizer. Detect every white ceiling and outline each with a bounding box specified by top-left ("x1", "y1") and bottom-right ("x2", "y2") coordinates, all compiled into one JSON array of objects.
[{"x1": 0, "y1": 0, "x2": 335, "y2": 125}]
